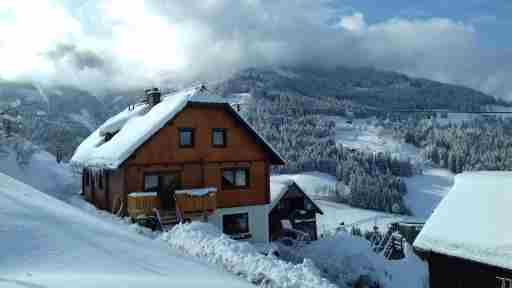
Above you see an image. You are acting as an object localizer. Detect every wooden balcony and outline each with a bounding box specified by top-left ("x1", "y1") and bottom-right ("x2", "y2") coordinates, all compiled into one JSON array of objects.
[
  {"x1": 127, "y1": 192, "x2": 160, "y2": 218},
  {"x1": 175, "y1": 188, "x2": 217, "y2": 216}
]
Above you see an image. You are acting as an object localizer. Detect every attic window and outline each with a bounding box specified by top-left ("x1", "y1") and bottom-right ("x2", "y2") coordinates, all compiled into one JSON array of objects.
[{"x1": 179, "y1": 128, "x2": 194, "y2": 148}]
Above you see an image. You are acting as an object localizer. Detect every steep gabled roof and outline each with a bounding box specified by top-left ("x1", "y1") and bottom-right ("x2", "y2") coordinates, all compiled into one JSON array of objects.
[
  {"x1": 270, "y1": 178, "x2": 323, "y2": 214},
  {"x1": 71, "y1": 87, "x2": 285, "y2": 169},
  {"x1": 414, "y1": 172, "x2": 512, "y2": 270}
]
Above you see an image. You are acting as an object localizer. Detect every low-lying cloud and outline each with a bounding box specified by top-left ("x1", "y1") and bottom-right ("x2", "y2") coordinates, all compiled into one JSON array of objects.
[{"x1": 0, "y1": 0, "x2": 510, "y2": 99}]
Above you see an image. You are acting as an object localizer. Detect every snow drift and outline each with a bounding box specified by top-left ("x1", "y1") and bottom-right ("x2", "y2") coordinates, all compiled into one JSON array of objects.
[{"x1": 161, "y1": 222, "x2": 337, "y2": 288}]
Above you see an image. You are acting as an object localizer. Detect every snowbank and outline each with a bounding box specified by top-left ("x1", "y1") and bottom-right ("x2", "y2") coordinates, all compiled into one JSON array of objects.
[
  {"x1": 278, "y1": 232, "x2": 428, "y2": 288},
  {"x1": 0, "y1": 173, "x2": 252, "y2": 288},
  {"x1": 161, "y1": 222, "x2": 337, "y2": 288}
]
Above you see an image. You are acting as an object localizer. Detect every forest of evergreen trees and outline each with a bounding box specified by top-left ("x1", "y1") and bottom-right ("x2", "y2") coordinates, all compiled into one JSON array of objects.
[
  {"x1": 244, "y1": 94, "x2": 413, "y2": 214},
  {"x1": 393, "y1": 115, "x2": 512, "y2": 173}
]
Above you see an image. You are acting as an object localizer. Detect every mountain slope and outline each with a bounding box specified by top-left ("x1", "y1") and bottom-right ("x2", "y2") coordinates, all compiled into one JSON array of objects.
[{"x1": 0, "y1": 172, "x2": 252, "y2": 288}]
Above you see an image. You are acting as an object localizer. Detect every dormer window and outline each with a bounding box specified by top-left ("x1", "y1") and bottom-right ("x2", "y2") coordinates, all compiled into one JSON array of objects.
[
  {"x1": 179, "y1": 128, "x2": 194, "y2": 148},
  {"x1": 212, "y1": 128, "x2": 227, "y2": 147}
]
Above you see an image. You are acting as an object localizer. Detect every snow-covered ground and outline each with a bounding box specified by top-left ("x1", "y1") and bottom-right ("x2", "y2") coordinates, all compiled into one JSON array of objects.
[
  {"x1": 0, "y1": 172, "x2": 252, "y2": 288},
  {"x1": 332, "y1": 116, "x2": 422, "y2": 163},
  {"x1": 0, "y1": 149, "x2": 79, "y2": 202},
  {"x1": 279, "y1": 232, "x2": 428, "y2": 288},
  {"x1": 402, "y1": 168, "x2": 454, "y2": 219},
  {"x1": 316, "y1": 200, "x2": 420, "y2": 234}
]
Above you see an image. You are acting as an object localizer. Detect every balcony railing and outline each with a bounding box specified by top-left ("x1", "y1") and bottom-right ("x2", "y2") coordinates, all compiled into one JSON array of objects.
[
  {"x1": 127, "y1": 192, "x2": 160, "y2": 218},
  {"x1": 175, "y1": 188, "x2": 217, "y2": 216}
]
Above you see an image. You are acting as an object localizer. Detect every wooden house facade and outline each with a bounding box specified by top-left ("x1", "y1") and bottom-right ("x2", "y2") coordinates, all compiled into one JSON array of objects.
[{"x1": 73, "y1": 87, "x2": 285, "y2": 242}]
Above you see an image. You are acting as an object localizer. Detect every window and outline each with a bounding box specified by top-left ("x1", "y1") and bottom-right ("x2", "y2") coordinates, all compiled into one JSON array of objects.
[
  {"x1": 144, "y1": 175, "x2": 159, "y2": 192},
  {"x1": 212, "y1": 128, "x2": 227, "y2": 147},
  {"x1": 178, "y1": 128, "x2": 194, "y2": 147},
  {"x1": 222, "y1": 168, "x2": 249, "y2": 189},
  {"x1": 497, "y1": 277, "x2": 512, "y2": 288},
  {"x1": 223, "y1": 213, "x2": 250, "y2": 239}
]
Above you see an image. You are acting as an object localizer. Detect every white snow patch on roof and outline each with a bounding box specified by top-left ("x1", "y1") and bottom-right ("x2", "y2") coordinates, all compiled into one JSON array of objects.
[
  {"x1": 269, "y1": 177, "x2": 293, "y2": 210},
  {"x1": 128, "y1": 192, "x2": 158, "y2": 197},
  {"x1": 414, "y1": 171, "x2": 512, "y2": 270},
  {"x1": 71, "y1": 87, "x2": 229, "y2": 169}
]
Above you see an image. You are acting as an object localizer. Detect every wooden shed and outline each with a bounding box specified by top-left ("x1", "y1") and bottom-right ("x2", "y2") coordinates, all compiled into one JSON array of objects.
[
  {"x1": 414, "y1": 172, "x2": 512, "y2": 287},
  {"x1": 269, "y1": 179, "x2": 323, "y2": 241}
]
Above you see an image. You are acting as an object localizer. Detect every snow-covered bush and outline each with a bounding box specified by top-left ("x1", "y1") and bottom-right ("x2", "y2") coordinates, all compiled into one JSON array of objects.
[{"x1": 161, "y1": 222, "x2": 337, "y2": 288}]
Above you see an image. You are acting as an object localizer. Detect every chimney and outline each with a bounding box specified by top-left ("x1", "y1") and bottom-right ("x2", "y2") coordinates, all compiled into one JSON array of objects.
[{"x1": 146, "y1": 87, "x2": 161, "y2": 106}]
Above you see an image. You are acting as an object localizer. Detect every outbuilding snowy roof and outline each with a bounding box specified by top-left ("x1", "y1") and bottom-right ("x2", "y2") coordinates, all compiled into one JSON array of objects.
[
  {"x1": 71, "y1": 86, "x2": 285, "y2": 169},
  {"x1": 269, "y1": 178, "x2": 323, "y2": 214},
  {"x1": 414, "y1": 172, "x2": 512, "y2": 270}
]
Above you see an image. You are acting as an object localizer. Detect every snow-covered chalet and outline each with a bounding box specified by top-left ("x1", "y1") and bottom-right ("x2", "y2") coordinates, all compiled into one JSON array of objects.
[
  {"x1": 414, "y1": 172, "x2": 512, "y2": 287},
  {"x1": 71, "y1": 86, "x2": 285, "y2": 243}
]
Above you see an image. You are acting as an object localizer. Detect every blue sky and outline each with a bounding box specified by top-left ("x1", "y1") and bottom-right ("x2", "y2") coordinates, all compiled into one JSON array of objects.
[
  {"x1": 336, "y1": 0, "x2": 512, "y2": 49},
  {"x1": 0, "y1": 1, "x2": 511, "y2": 99}
]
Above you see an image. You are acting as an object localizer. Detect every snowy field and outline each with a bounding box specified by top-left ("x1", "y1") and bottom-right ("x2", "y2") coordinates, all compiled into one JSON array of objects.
[
  {"x1": 0, "y1": 173, "x2": 252, "y2": 288},
  {"x1": 403, "y1": 168, "x2": 454, "y2": 220},
  {"x1": 271, "y1": 172, "x2": 338, "y2": 201},
  {"x1": 331, "y1": 116, "x2": 422, "y2": 163}
]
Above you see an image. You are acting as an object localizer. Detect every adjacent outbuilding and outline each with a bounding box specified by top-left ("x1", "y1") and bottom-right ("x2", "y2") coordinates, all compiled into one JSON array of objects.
[
  {"x1": 269, "y1": 178, "x2": 323, "y2": 241},
  {"x1": 414, "y1": 172, "x2": 512, "y2": 288}
]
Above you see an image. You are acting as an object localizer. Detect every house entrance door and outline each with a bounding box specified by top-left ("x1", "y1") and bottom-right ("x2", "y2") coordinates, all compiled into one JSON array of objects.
[{"x1": 159, "y1": 174, "x2": 180, "y2": 210}]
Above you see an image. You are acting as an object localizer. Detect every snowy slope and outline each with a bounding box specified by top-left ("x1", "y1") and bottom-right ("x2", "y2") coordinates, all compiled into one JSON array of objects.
[
  {"x1": 0, "y1": 173, "x2": 252, "y2": 288},
  {"x1": 332, "y1": 116, "x2": 422, "y2": 163},
  {"x1": 402, "y1": 168, "x2": 454, "y2": 219},
  {"x1": 0, "y1": 149, "x2": 79, "y2": 202}
]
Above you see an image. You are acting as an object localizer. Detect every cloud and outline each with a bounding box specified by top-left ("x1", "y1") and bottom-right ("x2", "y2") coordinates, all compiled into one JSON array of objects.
[{"x1": 0, "y1": 0, "x2": 511, "y2": 100}]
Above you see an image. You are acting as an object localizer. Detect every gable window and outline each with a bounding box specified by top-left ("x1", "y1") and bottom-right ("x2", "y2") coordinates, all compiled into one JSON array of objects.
[
  {"x1": 497, "y1": 277, "x2": 512, "y2": 288},
  {"x1": 223, "y1": 213, "x2": 251, "y2": 239},
  {"x1": 222, "y1": 168, "x2": 249, "y2": 189},
  {"x1": 212, "y1": 128, "x2": 227, "y2": 147},
  {"x1": 178, "y1": 128, "x2": 194, "y2": 148}
]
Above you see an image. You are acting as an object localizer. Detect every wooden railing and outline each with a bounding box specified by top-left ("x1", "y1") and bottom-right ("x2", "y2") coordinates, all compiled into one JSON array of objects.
[
  {"x1": 127, "y1": 192, "x2": 160, "y2": 218},
  {"x1": 175, "y1": 188, "x2": 217, "y2": 215}
]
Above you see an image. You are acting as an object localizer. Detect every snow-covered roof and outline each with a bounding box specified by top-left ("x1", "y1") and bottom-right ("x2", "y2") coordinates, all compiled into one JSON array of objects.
[
  {"x1": 270, "y1": 178, "x2": 294, "y2": 210},
  {"x1": 414, "y1": 172, "x2": 512, "y2": 270},
  {"x1": 175, "y1": 187, "x2": 217, "y2": 196},
  {"x1": 269, "y1": 177, "x2": 323, "y2": 214},
  {"x1": 128, "y1": 192, "x2": 158, "y2": 197},
  {"x1": 71, "y1": 86, "x2": 285, "y2": 169}
]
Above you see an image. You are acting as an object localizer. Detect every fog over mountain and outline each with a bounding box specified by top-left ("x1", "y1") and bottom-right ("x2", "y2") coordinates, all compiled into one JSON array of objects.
[{"x1": 0, "y1": 0, "x2": 511, "y2": 99}]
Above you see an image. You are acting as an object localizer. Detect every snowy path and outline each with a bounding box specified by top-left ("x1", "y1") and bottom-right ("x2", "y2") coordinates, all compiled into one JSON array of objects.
[{"x1": 0, "y1": 173, "x2": 252, "y2": 288}]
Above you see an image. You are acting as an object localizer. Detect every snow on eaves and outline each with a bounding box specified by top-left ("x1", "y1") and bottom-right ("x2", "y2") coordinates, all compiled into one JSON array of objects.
[
  {"x1": 414, "y1": 171, "x2": 512, "y2": 270},
  {"x1": 70, "y1": 87, "x2": 226, "y2": 169},
  {"x1": 270, "y1": 177, "x2": 294, "y2": 210}
]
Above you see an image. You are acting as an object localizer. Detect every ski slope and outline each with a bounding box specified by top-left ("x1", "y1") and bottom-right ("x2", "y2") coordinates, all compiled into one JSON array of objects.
[{"x1": 0, "y1": 173, "x2": 252, "y2": 288}]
